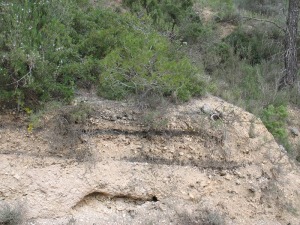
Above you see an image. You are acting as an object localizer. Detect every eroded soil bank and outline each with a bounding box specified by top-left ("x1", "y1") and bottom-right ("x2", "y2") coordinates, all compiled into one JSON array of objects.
[{"x1": 0, "y1": 93, "x2": 300, "y2": 224}]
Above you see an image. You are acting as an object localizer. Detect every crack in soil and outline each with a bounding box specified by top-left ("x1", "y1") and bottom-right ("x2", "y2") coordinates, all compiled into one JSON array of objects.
[
  {"x1": 82, "y1": 128, "x2": 225, "y2": 146},
  {"x1": 72, "y1": 191, "x2": 159, "y2": 210},
  {"x1": 123, "y1": 156, "x2": 245, "y2": 171}
]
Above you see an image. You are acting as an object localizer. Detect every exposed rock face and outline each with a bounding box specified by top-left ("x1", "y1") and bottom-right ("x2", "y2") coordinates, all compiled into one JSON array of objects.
[{"x1": 0, "y1": 94, "x2": 299, "y2": 225}]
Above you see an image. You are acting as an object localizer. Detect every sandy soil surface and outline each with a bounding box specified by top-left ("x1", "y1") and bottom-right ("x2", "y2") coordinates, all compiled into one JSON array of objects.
[{"x1": 0, "y1": 91, "x2": 300, "y2": 225}]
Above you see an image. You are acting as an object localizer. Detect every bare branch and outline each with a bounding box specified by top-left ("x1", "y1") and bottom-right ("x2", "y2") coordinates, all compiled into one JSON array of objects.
[{"x1": 242, "y1": 16, "x2": 286, "y2": 32}]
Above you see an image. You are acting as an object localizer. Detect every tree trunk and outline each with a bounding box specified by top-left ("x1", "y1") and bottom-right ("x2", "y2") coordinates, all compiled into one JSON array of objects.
[{"x1": 279, "y1": 0, "x2": 299, "y2": 90}]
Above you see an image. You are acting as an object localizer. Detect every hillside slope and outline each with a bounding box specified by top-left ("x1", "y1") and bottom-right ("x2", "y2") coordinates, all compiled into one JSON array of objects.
[{"x1": 0, "y1": 92, "x2": 300, "y2": 225}]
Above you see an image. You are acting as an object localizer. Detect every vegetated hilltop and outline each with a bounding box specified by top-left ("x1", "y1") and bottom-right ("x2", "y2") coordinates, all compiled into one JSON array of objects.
[
  {"x1": 0, "y1": 0, "x2": 300, "y2": 224},
  {"x1": 1, "y1": 0, "x2": 299, "y2": 155}
]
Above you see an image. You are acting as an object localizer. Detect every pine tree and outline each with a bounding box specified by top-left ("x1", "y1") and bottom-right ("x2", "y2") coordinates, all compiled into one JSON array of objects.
[{"x1": 279, "y1": 0, "x2": 299, "y2": 90}]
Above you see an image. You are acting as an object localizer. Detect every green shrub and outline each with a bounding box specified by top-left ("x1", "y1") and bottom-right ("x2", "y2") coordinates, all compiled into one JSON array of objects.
[
  {"x1": 0, "y1": 0, "x2": 206, "y2": 109},
  {"x1": 123, "y1": 0, "x2": 193, "y2": 27},
  {"x1": 209, "y1": 54, "x2": 265, "y2": 112},
  {"x1": 213, "y1": 0, "x2": 241, "y2": 24},
  {"x1": 240, "y1": 65, "x2": 262, "y2": 100},
  {"x1": 234, "y1": 0, "x2": 283, "y2": 16},
  {"x1": 225, "y1": 26, "x2": 280, "y2": 65},
  {"x1": 215, "y1": 42, "x2": 232, "y2": 63},
  {"x1": 0, "y1": 1, "x2": 80, "y2": 108},
  {"x1": 122, "y1": 0, "x2": 205, "y2": 43},
  {"x1": 261, "y1": 105, "x2": 290, "y2": 149},
  {"x1": 96, "y1": 13, "x2": 206, "y2": 101},
  {"x1": 179, "y1": 20, "x2": 209, "y2": 43}
]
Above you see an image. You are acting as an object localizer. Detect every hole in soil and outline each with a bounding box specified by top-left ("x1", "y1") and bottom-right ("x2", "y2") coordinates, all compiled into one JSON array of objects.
[
  {"x1": 152, "y1": 196, "x2": 158, "y2": 202},
  {"x1": 73, "y1": 191, "x2": 159, "y2": 209}
]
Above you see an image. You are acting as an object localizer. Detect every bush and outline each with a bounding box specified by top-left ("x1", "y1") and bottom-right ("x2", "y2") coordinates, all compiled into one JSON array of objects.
[
  {"x1": 0, "y1": 1, "x2": 81, "y2": 108},
  {"x1": 179, "y1": 20, "x2": 209, "y2": 43},
  {"x1": 225, "y1": 26, "x2": 281, "y2": 65},
  {"x1": 261, "y1": 105, "x2": 290, "y2": 149},
  {"x1": 95, "y1": 12, "x2": 206, "y2": 101},
  {"x1": 47, "y1": 107, "x2": 93, "y2": 162},
  {"x1": 141, "y1": 109, "x2": 169, "y2": 131},
  {"x1": 213, "y1": 0, "x2": 241, "y2": 24},
  {"x1": 235, "y1": 0, "x2": 283, "y2": 16},
  {"x1": 0, "y1": 1, "x2": 206, "y2": 109},
  {"x1": 123, "y1": 0, "x2": 193, "y2": 27},
  {"x1": 122, "y1": 0, "x2": 205, "y2": 43}
]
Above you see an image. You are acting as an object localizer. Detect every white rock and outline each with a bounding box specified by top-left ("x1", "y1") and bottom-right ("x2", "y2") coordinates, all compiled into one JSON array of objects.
[
  {"x1": 189, "y1": 193, "x2": 195, "y2": 199},
  {"x1": 289, "y1": 127, "x2": 300, "y2": 136},
  {"x1": 201, "y1": 104, "x2": 213, "y2": 115}
]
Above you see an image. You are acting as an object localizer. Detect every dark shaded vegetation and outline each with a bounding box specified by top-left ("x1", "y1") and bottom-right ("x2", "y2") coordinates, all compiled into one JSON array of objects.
[{"x1": 0, "y1": 0, "x2": 205, "y2": 110}]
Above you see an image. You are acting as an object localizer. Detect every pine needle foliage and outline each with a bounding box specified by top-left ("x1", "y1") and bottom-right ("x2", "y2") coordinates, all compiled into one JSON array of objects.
[{"x1": 0, "y1": 0, "x2": 206, "y2": 109}]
